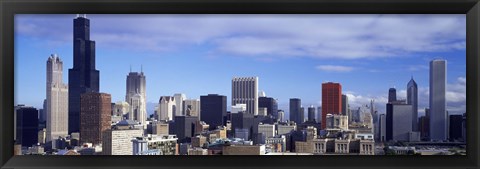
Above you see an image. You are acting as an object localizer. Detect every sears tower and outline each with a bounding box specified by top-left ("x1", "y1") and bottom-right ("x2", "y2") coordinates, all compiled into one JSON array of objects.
[{"x1": 68, "y1": 14, "x2": 100, "y2": 134}]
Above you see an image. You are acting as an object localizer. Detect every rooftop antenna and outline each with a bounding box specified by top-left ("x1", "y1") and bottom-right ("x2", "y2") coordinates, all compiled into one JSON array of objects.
[
  {"x1": 141, "y1": 64, "x2": 143, "y2": 73},
  {"x1": 130, "y1": 65, "x2": 132, "y2": 73}
]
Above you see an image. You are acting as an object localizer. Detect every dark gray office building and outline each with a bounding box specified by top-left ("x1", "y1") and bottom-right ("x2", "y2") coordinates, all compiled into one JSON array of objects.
[
  {"x1": 200, "y1": 94, "x2": 226, "y2": 130},
  {"x1": 289, "y1": 98, "x2": 302, "y2": 124},
  {"x1": 68, "y1": 15, "x2": 100, "y2": 134},
  {"x1": 258, "y1": 96, "x2": 278, "y2": 119},
  {"x1": 449, "y1": 114, "x2": 463, "y2": 141},
  {"x1": 15, "y1": 106, "x2": 39, "y2": 147},
  {"x1": 388, "y1": 88, "x2": 397, "y2": 103},
  {"x1": 174, "y1": 116, "x2": 198, "y2": 143},
  {"x1": 307, "y1": 106, "x2": 316, "y2": 122}
]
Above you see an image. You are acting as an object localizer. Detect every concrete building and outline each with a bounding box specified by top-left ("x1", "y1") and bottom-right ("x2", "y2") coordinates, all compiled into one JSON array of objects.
[
  {"x1": 232, "y1": 77, "x2": 259, "y2": 115},
  {"x1": 231, "y1": 104, "x2": 247, "y2": 114},
  {"x1": 191, "y1": 135, "x2": 207, "y2": 148},
  {"x1": 152, "y1": 121, "x2": 169, "y2": 135},
  {"x1": 278, "y1": 110, "x2": 285, "y2": 122},
  {"x1": 188, "y1": 147, "x2": 208, "y2": 155},
  {"x1": 183, "y1": 99, "x2": 200, "y2": 118},
  {"x1": 407, "y1": 77, "x2": 418, "y2": 131},
  {"x1": 174, "y1": 93, "x2": 186, "y2": 116},
  {"x1": 258, "y1": 124, "x2": 276, "y2": 138},
  {"x1": 46, "y1": 54, "x2": 69, "y2": 148},
  {"x1": 326, "y1": 114, "x2": 349, "y2": 130},
  {"x1": 322, "y1": 82, "x2": 342, "y2": 129},
  {"x1": 38, "y1": 128, "x2": 46, "y2": 145},
  {"x1": 132, "y1": 135, "x2": 178, "y2": 155},
  {"x1": 277, "y1": 124, "x2": 296, "y2": 135},
  {"x1": 80, "y1": 92, "x2": 111, "y2": 145},
  {"x1": 265, "y1": 135, "x2": 286, "y2": 152},
  {"x1": 125, "y1": 71, "x2": 147, "y2": 125},
  {"x1": 429, "y1": 59, "x2": 447, "y2": 141},
  {"x1": 68, "y1": 15, "x2": 100, "y2": 135},
  {"x1": 102, "y1": 124, "x2": 143, "y2": 155},
  {"x1": 113, "y1": 101, "x2": 130, "y2": 117},
  {"x1": 158, "y1": 96, "x2": 175, "y2": 121},
  {"x1": 386, "y1": 101, "x2": 413, "y2": 142},
  {"x1": 258, "y1": 107, "x2": 268, "y2": 116}
]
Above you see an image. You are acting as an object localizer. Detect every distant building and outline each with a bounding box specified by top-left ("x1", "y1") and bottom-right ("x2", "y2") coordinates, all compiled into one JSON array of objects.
[
  {"x1": 388, "y1": 88, "x2": 397, "y2": 103},
  {"x1": 46, "y1": 54, "x2": 69, "y2": 148},
  {"x1": 183, "y1": 99, "x2": 200, "y2": 118},
  {"x1": 341, "y1": 94, "x2": 349, "y2": 116},
  {"x1": 80, "y1": 92, "x2": 111, "y2": 145},
  {"x1": 258, "y1": 96, "x2": 278, "y2": 119},
  {"x1": 125, "y1": 71, "x2": 147, "y2": 125},
  {"x1": 113, "y1": 101, "x2": 130, "y2": 117},
  {"x1": 407, "y1": 77, "x2": 418, "y2": 131},
  {"x1": 258, "y1": 107, "x2": 268, "y2": 116},
  {"x1": 188, "y1": 147, "x2": 208, "y2": 155},
  {"x1": 379, "y1": 114, "x2": 386, "y2": 142},
  {"x1": 231, "y1": 104, "x2": 247, "y2": 114},
  {"x1": 386, "y1": 101, "x2": 412, "y2": 141},
  {"x1": 174, "y1": 116, "x2": 198, "y2": 143},
  {"x1": 278, "y1": 110, "x2": 285, "y2": 122},
  {"x1": 322, "y1": 82, "x2": 342, "y2": 129},
  {"x1": 232, "y1": 77, "x2": 259, "y2": 115},
  {"x1": 429, "y1": 59, "x2": 447, "y2": 141},
  {"x1": 222, "y1": 145, "x2": 266, "y2": 155},
  {"x1": 235, "y1": 128, "x2": 250, "y2": 141},
  {"x1": 200, "y1": 94, "x2": 227, "y2": 130},
  {"x1": 158, "y1": 96, "x2": 175, "y2": 121},
  {"x1": 152, "y1": 121, "x2": 169, "y2": 135},
  {"x1": 15, "y1": 106, "x2": 39, "y2": 147},
  {"x1": 173, "y1": 93, "x2": 186, "y2": 116},
  {"x1": 258, "y1": 124, "x2": 276, "y2": 138},
  {"x1": 307, "y1": 106, "x2": 316, "y2": 122},
  {"x1": 289, "y1": 98, "x2": 302, "y2": 124},
  {"x1": 449, "y1": 114, "x2": 463, "y2": 141},
  {"x1": 277, "y1": 124, "x2": 296, "y2": 135},
  {"x1": 325, "y1": 114, "x2": 348, "y2": 130},
  {"x1": 231, "y1": 112, "x2": 255, "y2": 139}
]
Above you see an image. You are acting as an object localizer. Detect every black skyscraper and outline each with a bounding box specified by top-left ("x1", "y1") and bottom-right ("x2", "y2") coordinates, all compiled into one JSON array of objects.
[
  {"x1": 307, "y1": 106, "x2": 316, "y2": 122},
  {"x1": 231, "y1": 112, "x2": 255, "y2": 139},
  {"x1": 388, "y1": 88, "x2": 397, "y2": 103},
  {"x1": 68, "y1": 15, "x2": 100, "y2": 134},
  {"x1": 200, "y1": 94, "x2": 227, "y2": 130},
  {"x1": 449, "y1": 114, "x2": 463, "y2": 141},
  {"x1": 258, "y1": 97, "x2": 278, "y2": 119},
  {"x1": 174, "y1": 116, "x2": 198, "y2": 143},
  {"x1": 16, "y1": 107, "x2": 39, "y2": 147},
  {"x1": 289, "y1": 98, "x2": 302, "y2": 124}
]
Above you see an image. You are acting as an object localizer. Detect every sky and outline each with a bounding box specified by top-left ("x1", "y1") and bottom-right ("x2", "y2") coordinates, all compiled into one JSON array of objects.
[{"x1": 14, "y1": 14, "x2": 466, "y2": 118}]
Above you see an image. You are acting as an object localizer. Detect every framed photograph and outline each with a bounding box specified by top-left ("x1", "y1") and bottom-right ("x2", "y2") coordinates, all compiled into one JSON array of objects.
[{"x1": 1, "y1": 0, "x2": 479, "y2": 168}]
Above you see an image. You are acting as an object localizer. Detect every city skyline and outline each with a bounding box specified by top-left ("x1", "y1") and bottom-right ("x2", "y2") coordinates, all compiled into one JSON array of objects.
[{"x1": 15, "y1": 14, "x2": 466, "y2": 117}]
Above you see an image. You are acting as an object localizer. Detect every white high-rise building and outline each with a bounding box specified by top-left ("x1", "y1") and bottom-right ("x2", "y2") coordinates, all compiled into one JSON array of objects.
[
  {"x1": 173, "y1": 93, "x2": 186, "y2": 116},
  {"x1": 158, "y1": 96, "x2": 175, "y2": 121},
  {"x1": 125, "y1": 70, "x2": 147, "y2": 125},
  {"x1": 102, "y1": 128, "x2": 143, "y2": 155},
  {"x1": 183, "y1": 99, "x2": 200, "y2": 118},
  {"x1": 231, "y1": 104, "x2": 247, "y2": 114},
  {"x1": 46, "y1": 54, "x2": 69, "y2": 148},
  {"x1": 232, "y1": 77, "x2": 258, "y2": 115},
  {"x1": 429, "y1": 59, "x2": 447, "y2": 141}
]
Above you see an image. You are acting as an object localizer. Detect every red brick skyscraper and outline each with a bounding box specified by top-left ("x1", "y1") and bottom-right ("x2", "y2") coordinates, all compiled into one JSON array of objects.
[
  {"x1": 80, "y1": 92, "x2": 112, "y2": 145},
  {"x1": 321, "y1": 82, "x2": 342, "y2": 129}
]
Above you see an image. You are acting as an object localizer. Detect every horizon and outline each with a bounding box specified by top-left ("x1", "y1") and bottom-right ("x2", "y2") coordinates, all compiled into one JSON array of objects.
[{"x1": 14, "y1": 14, "x2": 466, "y2": 118}]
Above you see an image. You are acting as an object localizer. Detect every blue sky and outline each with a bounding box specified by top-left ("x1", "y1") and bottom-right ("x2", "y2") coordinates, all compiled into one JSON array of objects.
[{"x1": 14, "y1": 14, "x2": 466, "y2": 117}]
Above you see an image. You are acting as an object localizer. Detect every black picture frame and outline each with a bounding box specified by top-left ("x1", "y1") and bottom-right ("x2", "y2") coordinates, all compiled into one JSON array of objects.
[{"x1": 1, "y1": 0, "x2": 479, "y2": 169}]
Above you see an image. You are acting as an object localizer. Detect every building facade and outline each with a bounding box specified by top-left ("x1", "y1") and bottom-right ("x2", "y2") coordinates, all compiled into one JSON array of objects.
[
  {"x1": 232, "y1": 77, "x2": 259, "y2": 115},
  {"x1": 102, "y1": 128, "x2": 143, "y2": 155},
  {"x1": 429, "y1": 59, "x2": 447, "y2": 141},
  {"x1": 407, "y1": 77, "x2": 418, "y2": 132},
  {"x1": 15, "y1": 106, "x2": 39, "y2": 147},
  {"x1": 46, "y1": 54, "x2": 69, "y2": 147},
  {"x1": 125, "y1": 71, "x2": 147, "y2": 125},
  {"x1": 289, "y1": 98, "x2": 302, "y2": 124},
  {"x1": 183, "y1": 99, "x2": 200, "y2": 118},
  {"x1": 174, "y1": 93, "x2": 186, "y2": 116},
  {"x1": 80, "y1": 92, "x2": 111, "y2": 145},
  {"x1": 200, "y1": 94, "x2": 227, "y2": 129},
  {"x1": 322, "y1": 82, "x2": 342, "y2": 129},
  {"x1": 69, "y1": 15, "x2": 100, "y2": 134},
  {"x1": 158, "y1": 96, "x2": 175, "y2": 121}
]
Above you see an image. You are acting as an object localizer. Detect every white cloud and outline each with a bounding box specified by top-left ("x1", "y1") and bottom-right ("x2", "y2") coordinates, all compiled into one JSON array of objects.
[
  {"x1": 316, "y1": 65, "x2": 354, "y2": 72},
  {"x1": 16, "y1": 14, "x2": 466, "y2": 60}
]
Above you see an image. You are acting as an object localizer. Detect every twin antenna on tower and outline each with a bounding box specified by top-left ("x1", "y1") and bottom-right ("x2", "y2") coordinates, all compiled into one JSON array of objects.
[
  {"x1": 76, "y1": 14, "x2": 87, "y2": 18},
  {"x1": 130, "y1": 65, "x2": 143, "y2": 73}
]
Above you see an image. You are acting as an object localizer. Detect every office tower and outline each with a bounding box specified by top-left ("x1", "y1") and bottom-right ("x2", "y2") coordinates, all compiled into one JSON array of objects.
[
  {"x1": 200, "y1": 94, "x2": 227, "y2": 129},
  {"x1": 388, "y1": 88, "x2": 397, "y2": 103},
  {"x1": 429, "y1": 59, "x2": 447, "y2": 141},
  {"x1": 231, "y1": 112, "x2": 255, "y2": 139},
  {"x1": 80, "y1": 92, "x2": 111, "y2": 145},
  {"x1": 183, "y1": 99, "x2": 200, "y2": 118},
  {"x1": 321, "y1": 82, "x2": 342, "y2": 129},
  {"x1": 46, "y1": 54, "x2": 69, "y2": 146},
  {"x1": 449, "y1": 114, "x2": 463, "y2": 141},
  {"x1": 232, "y1": 77, "x2": 259, "y2": 115},
  {"x1": 158, "y1": 96, "x2": 175, "y2": 121},
  {"x1": 68, "y1": 15, "x2": 100, "y2": 134},
  {"x1": 174, "y1": 116, "x2": 198, "y2": 143},
  {"x1": 386, "y1": 101, "x2": 412, "y2": 141},
  {"x1": 258, "y1": 96, "x2": 278, "y2": 118},
  {"x1": 231, "y1": 104, "x2": 247, "y2": 114},
  {"x1": 102, "y1": 123, "x2": 143, "y2": 155},
  {"x1": 15, "y1": 106, "x2": 39, "y2": 147},
  {"x1": 40, "y1": 99, "x2": 47, "y2": 123},
  {"x1": 317, "y1": 107, "x2": 322, "y2": 124},
  {"x1": 379, "y1": 114, "x2": 386, "y2": 142},
  {"x1": 289, "y1": 98, "x2": 302, "y2": 124},
  {"x1": 125, "y1": 71, "x2": 147, "y2": 125},
  {"x1": 129, "y1": 93, "x2": 146, "y2": 125},
  {"x1": 341, "y1": 94, "x2": 348, "y2": 116},
  {"x1": 38, "y1": 128, "x2": 46, "y2": 144},
  {"x1": 173, "y1": 93, "x2": 186, "y2": 116},
  {"x1": 307, "y1": 106, "x2": 315, "y2": 122},
  {"x1": 113, "y1": 101, "x2": 130, "y2": 117},
  {"x1": 258, "y1": 124, "x2": 276, "y2": 138},
  {"x1": 407, "y1": 77, "x2": 418, "y2": 131}
]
